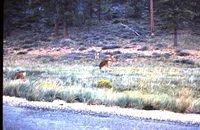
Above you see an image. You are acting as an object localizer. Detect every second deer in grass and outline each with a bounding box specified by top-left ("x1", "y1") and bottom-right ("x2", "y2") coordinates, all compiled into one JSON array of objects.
[
  {"x1": 99, "y1": 53, "x2": 116, "y2": 69},
  {"x1": 11, "y1": 71, "x2": 26, "y2": 80}
]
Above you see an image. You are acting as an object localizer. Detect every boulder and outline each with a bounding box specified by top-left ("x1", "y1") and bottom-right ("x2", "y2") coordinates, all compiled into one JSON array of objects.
[
  {"x1": 175, "y1": 49, "x2": 190, "y2": 56},
  {"x1": 173, "y1": 59, "x2": 195, "y2": 65},
  {"x1": 102, "y1": 45, "x2": 121, "y2": 50},
  {"x1": 137, "y1": 46, "x2": 148, "y2": 51}
]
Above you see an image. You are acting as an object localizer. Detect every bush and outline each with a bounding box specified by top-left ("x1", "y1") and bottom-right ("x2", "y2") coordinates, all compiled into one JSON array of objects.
[
  {"x1": 97, "y1": 79, "x2": 112, "y2": 89},
  {"x1": 115, "y1": 93, "x2": 144, "y2": 108},
  {"x1": 145, "y1": 94, "x2": 177, "y2": 111},
  {"x1": 187, "y1": 99, "x2": 200, "y2": 114},
  {"x1": 174, "y1": 87, "x2": 193, "y2": 112},
  {"x1": 3, "y1": 80, "x2": 30, "y2": 97}
]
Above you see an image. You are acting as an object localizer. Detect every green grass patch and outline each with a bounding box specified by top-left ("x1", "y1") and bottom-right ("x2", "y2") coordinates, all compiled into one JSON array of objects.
[{"x1": 3, "y1": 58, "x2": 200, "y2": 114}]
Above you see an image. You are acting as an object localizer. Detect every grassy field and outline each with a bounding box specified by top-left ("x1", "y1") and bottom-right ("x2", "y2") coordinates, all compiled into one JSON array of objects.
[
  {"x1": 3, "y1": 55, "x2": 200, "y2": 114},
  {"x1": 3, "y1": 20, "x2": 200, "y2": 114}
]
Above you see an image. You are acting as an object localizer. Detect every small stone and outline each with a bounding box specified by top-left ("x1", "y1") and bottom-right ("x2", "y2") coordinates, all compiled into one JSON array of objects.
[
  {"x1": 175, "y1": 49, "x2": 190, "y2": 56},
  {"x1": 163, "y1": 53, "x2": 171, "y2": 59},
  {"x1": 102, "y1": 45, "x2": 121, "y2": 50},
  {"x1": 155, "y1": 44, "x2": 165, "y2": 50},
  {"x1": 113, "y1": 51, "x2": 122, "y2": 55},
  {"x1": 79, "y1": 47, "x2": 87, "y2": 51},
  {"x1": 137, "y1": 46, "x2": 148, "y2": 51},
  {"x1": 152, "y1": 52, "x2": 161, "y2": 58},
  {"x1": 173, "y1": 59, "x2": 195, "y2": 65},
  {"x1": 17, "y1": 51, "x2": 28, "y2": 55}
]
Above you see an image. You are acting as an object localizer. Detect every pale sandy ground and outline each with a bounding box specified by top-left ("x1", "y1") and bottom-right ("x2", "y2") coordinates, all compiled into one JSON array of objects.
[{"x1": 3, "y1": 96, "x2": 200, "y2": 125}]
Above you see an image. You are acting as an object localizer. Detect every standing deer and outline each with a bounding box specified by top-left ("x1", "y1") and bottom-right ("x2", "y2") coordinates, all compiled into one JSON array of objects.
[
  {"x1": 11, "y1": 71, "x2": 26, "y2": 80},
  {"x1": 99, "y1": 53, "x2": 116, "y2": 69}
]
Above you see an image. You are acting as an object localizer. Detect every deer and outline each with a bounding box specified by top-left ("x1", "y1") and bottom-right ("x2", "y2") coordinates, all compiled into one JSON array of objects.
[
  {"x1": 11, "y1": 71, "x2": 26, "y2": 80},
  {"x1": 99, "y1": 53, "x2": 116, "y2": 69}
]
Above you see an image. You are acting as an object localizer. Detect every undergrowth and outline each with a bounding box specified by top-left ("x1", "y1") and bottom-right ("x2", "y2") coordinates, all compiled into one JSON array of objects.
[{"x1": 3, "y1": 64, "x2": 200, "y2": 114}]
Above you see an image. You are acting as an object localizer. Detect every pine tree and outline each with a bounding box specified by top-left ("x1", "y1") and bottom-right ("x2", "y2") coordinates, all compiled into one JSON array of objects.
[
  {"x1": 150, "y1": 0, "x2": 154, "y2": 36},
  {"x1": 156, "y1": 0, "x2": 196, "y2": 46}
]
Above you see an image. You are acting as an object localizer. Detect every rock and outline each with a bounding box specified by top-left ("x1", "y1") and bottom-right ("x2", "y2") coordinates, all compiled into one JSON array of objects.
[
  {"x1": 13, "y1": 48, "x2": 20, "y2": 51},
  {"x1": 175, "y1": 49, "x2": 190, "y2": 56},
  {"x1": 113, "y1": 51, "x2": 122, "y2": 55},
  {"x1": 78, "y1": 47, "x2": 87, "y2": 51},
  {"x1": 173, "y1": 59, "x2": 195, "y2": 65},
  {"x1": 87, "y1": 99, "x2": 102, "y2": 105},
  {"x1": 102, "y1": 45, "x2": 121, "y2": 50},
  {"x1": 155, "y1": 43, "x2": 165, "y2": 50},
  {"x1": 60, "y1": 53, "x2": 82, "y2": 60},
  {"x1": 163, "y1": 53, "x2": 172, "y2": 59},
  {"x1": 22, "y1": 44, "x2": 36, "y2": 49},
  {"x1": 36, "y1": 55, "x2": 55, "y2": 62},
  {"x1": 152, "y1": 52, "x2": 161, "y2": 58},
  {"x1": 137, "y1": 46, "x2": 148, "y2": 51},
  {"x1": 17, "y1": 51, "x2": 28, "y2": 55}
]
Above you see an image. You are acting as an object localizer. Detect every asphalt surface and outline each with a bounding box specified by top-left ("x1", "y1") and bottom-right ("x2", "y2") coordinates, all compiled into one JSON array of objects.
[{"x1": 3, "y1": 104, "x2": 200, "y2": 130}]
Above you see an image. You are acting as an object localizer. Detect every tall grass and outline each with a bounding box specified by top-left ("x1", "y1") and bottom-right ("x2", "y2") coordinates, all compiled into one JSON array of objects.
[{"x1": 3, "y1": 62, "x2": 200, "y2": 113}]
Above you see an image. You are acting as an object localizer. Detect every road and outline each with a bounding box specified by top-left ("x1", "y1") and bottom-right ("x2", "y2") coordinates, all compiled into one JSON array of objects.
[{"x1": 3, "y1": 104, "x2": 200, "y2": 130}]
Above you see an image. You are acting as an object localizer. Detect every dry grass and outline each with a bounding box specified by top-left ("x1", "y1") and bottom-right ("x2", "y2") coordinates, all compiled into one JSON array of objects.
[{"x1": 3, "y1": 31, "x2": 200, "y2": 113}]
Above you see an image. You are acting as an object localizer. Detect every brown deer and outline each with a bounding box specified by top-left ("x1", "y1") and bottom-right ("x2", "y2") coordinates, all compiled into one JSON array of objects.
[
  {"x1": 99, "y1": 53, "x2": 116, "y2": 69},
  {"x1": 11, "y1": 71, "x2": 26, "y2": 80}
]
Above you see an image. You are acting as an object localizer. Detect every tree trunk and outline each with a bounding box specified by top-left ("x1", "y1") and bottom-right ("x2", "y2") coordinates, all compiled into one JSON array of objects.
[
  {"x1": 4, "y1": 1, "x2": 11, "y2": 37},
  {"x1": 4, "y1": 16, "x2": 11, "y2": 37},
  {"x1": 63, "y1": 21, "x2": 68, "y2": 38},
  {"x1": 173, "y1": 26, "x2": 178, "y2": 46},
  {"x1": 54, "y1": 19, "x2": 59, "y2": 37},
  {"x1": 89, "y1": 0, "x2": 93, "y2": 18},
  {"x1": 98, "y1": 0, "x2": 101, "y2": 21},
  {"x1": 54, "y1": 1, "x2": 60, "y2": 37},
  {"x1": 150, "y1": 0, "x2": 154, "y2": 36},
  {"x1": 87, "y1": 0, "x2": 93, "y2": 32}
]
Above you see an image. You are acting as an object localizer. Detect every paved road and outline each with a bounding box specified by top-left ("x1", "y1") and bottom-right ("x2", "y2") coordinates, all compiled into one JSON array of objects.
[{"x1": 3, "y1": 104, "x2": 200, "y2": 130}]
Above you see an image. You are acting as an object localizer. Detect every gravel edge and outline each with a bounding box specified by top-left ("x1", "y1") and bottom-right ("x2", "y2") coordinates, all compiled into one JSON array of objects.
[{"x1": 3, "y1": 96, "x2": 200, "y2": 126}]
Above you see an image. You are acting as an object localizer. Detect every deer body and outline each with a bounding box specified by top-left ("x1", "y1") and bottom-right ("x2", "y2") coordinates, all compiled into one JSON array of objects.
[
  {"x1": 99, "y1": 53, "x2": 116, "y2": 69},
  {"x1": 12, "y1": 71, "x2": 26, "y2": 80}
]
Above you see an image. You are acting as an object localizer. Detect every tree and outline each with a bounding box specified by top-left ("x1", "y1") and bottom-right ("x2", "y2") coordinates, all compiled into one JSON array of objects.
[
  {"x1": 97, "y1": 0, "x2": 101, "y2": 21},
  {"x1": 47, "y1": 0, "x2": 73, "y2": 38},
  {"x1": 150, "y1": 0, "x2": 154, "y2": 36},
  {"x1": 50, "y1": 0, "x2": 61, "y2": 37},
  {"x1": 4, "y1": 0, "x2": 11, "y2": 37},
  {"x1": 126, "y1": 0, "x2": 142, "y2": 18},
  {"x1": 156, "y1": 0, "x2": 196, "y2": 46},
  {"x1": 190, "y1": 0, "x2": 200, "y2": 24}
]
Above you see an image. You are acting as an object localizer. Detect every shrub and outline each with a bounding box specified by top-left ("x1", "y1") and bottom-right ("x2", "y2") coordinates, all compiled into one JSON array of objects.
[
  {"x1": 33, "y1": 78, "x2": 63, "y2": 91},
  {"x1": 176, "y1": 97, "x2": 192, "y2": 113},
  {"x1": 3, "y1": 80, "x2": 30, "y2": 97},
  {"x1": 187, "y1": 99, "x2": 200, "y2": 114},
  {"x1": 145, "y1": 94, "x2": 177, "y2": 111},
  {"x1": 115, "y1": 93, "x2": 144, "y2": 108},
  {"x1": 175, "y1": 87, "x2": 193, "y2": 112},
  {"x1": 97, "y1": 79, "x2": 112, "y2": 89}
]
